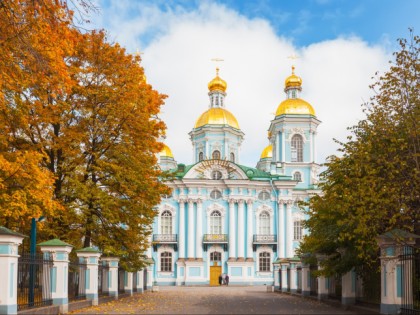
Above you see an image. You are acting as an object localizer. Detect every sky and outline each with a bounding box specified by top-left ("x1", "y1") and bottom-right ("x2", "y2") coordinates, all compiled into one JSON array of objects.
[{"x1": 86, "y1": 0, "x2": 420, "y2": 167}]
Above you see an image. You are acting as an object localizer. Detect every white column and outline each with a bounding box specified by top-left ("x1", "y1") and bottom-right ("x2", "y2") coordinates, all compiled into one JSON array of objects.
[
  {"x1": 301, "y1": 263, "x2": 311, "y2": 296},
  {"x1": 237, "y1": 200, "x2": 245, "y2": 259},
  {"x1": 101, "y1": 257, "x2": 119, "y2": 298},
  {"x1": 281, "y1": 263, "x2": 289, "y2": 292},
  {"x1": 205, "y1": 140, "x2": 209, "y2": 159},
  {"x1": 228, "y1": 200, "x2": 236, "y2": 259},
  {"x1": 76, "y1": 249, "x2": 101, "y2": 305},
  {"x1": 196, "y1": 200, "x2": 203, "y2": 259},
  {"x1": 278, "y1": 202, "x2": 284, "y2": 258},
  {"x1": 281, "y1": 131, "x2": 285, "y2": 162},
  {"x1": 246, "y1": 200, "x2": 253, "y2": 260},
  {"x1": 187, "y1": 200, "x2": 195, "y2": 258},
  {"x1": 290, "y1": 262, "x2": 298, "y2": 293},
  {"x1": 342, "y1": 269, "x2": 356, "y2": 305},
  {"x1": 286, "y1": 202, "x2": 293, "y2": 258},
  {"x1": 0, "y1": 228, "x2": 25, "y2": 315},
  {"x1": 313, "y1": 131, "x2": 317, "y2": 162},
  {"x1": 179, "y1": 200, "x2": 185, "y2": 259},
  {"x1": 310, "y1": 132, "x2": 313, "y2": 162}
]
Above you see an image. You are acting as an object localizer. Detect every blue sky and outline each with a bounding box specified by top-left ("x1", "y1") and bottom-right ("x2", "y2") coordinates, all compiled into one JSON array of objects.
[{"x1": 90, "y1": 0, "x2": 419, "y2": 166}]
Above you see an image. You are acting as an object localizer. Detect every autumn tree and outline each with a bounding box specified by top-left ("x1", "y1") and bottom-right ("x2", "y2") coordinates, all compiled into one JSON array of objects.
[{"x1": 299, "y1": 31, "x2": 420, "y2": 276}]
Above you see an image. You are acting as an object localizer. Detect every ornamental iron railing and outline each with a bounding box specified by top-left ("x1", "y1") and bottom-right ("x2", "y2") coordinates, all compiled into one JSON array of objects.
[
  {"x1": 118, "y1": 267, "x2": 125, "y2": 293},
  {"x1": 152, "y1": 234, "x2": 178, "y2": 242},
  {"x1": 203, "y1": 234, "x2": 228, "y2": 251},
  {"x1": 399, "y1": 246, "x2": 420, "y2": 315},
  {"x1": 98, "y1": 262, "x2": 110, "y2": 296},
  {"x1": 253, "y1": 234, "x2": 277, "y2": 251},
  {"x1": 68, "y1": 257, "x2": 87, "y2": 301}
]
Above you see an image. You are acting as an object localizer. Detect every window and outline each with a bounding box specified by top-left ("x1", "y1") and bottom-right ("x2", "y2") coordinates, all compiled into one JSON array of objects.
[
  {"x1": 210, "y1": 210, "x2": 222, "y2": 234},
  {"x1": 210, "y1": 189, "x2": 222, "y2": 200},
  {"x1": 210, "y1": 251, "x2": 221, "y2": 262},
  {"x1": 161, "y1": 210, "x2": 172, "y2": 234},
  {"x1": 293, "y1": 172, "x2": 302, "y2": 182},
  {"x1": 160, "y1": 252, "x2": 172, "y2": 272},
  {"x1": 291, "y1": 134, "x2": 303, "y2": 162},
  {"x1": 259, "y1": 252, "x2": 270, "y2": 272},
  {"x1": 258, "y1": 191, "x2": 270, "y2": 201},
  {"x1": 291, "y1": 90, "x2": 297, "y2": 98},
  {"x1": 230, "y1": 152, "x2": 235, "y2": 162},
  {"x1": 212, "y1": 150, "x2": 221, "y2": 160},
  {"x1": 199, "y1": 152, "x2": 204, "y2": 162},
  {"x1": 211, "y1": 170, "x2": 223, "y2": 180},
  {"x1": 259, "y1": 211, "x2": 270, "y2": 235},
  {"x1": 294, "y1": 221, "x2": 303, "y2": 240}
]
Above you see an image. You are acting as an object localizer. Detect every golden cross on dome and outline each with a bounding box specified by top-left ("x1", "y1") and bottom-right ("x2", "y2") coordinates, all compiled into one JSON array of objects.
[
  {"x1": 211, "y1": 58, "x2": 224, "y2": 76},
  {"x1": 287, "y1": 54, "x2": 300, "y2": 74}
]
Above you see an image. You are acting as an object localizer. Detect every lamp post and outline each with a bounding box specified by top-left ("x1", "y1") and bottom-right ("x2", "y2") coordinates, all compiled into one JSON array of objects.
[{"x1": 29, "y1": 216, "x2": 45, "y2": 306}]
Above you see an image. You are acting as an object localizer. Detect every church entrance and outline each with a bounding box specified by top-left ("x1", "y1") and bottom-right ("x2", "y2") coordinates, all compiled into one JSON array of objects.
[{"x1": 210, "y1": 251, "x2": 222, "y2": 286}]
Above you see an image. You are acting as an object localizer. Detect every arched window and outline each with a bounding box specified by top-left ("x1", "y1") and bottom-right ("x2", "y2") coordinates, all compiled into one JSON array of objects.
[
  {"x1": 210, "y1": 251, "x2": 221, "y2": 262},
  {"x1": 294, "y1": 220, "x2": 302, "y2": 240},
  {"x1": 212, "y1": 150, "x2": 221, "y2": 160},
  {"x1": 210, "y1": 210, "x2": 222, "y2": 234},
  {"x1": 210, "y1": 189, "x2": 222, "y2": 200},
  {"x1": 259, "y1": 252, "x2": 270, "y2": 272},
  {"x1": 161, "y1": 210, "x2": 172, "y2": 234},
  {"x1": 199, "y1": 152, "x2": 204, "y2": 162},
  {"x1": 160, "y1": 251, "x2": 172, "y2": 272},
  {"x1": 259, "y1": 211, "x2": 270, "y2": 235},
  {"x1": 291, "y1": 134, "x2": 303, "y2": 162},
  {"x1": 293, "y1": 172, "x2": 302, "y2": 182},
  {"x1": 211, "y1": 170, "x2": 222, "y2": 180},
  {"x1": 230, "y1": 152, "x2": 235, "y2": 162},
  {"x1": 258, "y1": 191, "x2": 270, "y2": 201}
]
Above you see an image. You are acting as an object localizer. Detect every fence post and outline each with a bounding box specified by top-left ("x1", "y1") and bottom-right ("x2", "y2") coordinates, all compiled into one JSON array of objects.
[
  {"x1": 101, "y1": 257, "x2": 119, "y2": 299},
  {"x1": 273, "y1": 260, "x2": 280, "y2": 291},
  {"x1": 76, "y1": 247, "x2": 101, "y2": 305},
  {"x1": 301, "y1": 262, "x2": 310, "y2": 296},
  {"x1": 341, "y1": 269, "x2": 356, "y2": 305},
  {"x1": 0, "y1": 227, "x2": 25, "y2": 315},
  {"x1": 137, "y1": 270, "x2": 144, "y2": 293},
  {"x1": 280, "y1": 259, "x2": 289, "y2": 293},
  {"x1": 38, "y1": 239, "x2": 73, "y2": 314},
  {"x1": 124, "y1": 272, "x2": 133, "y2": 295},
  {"x1": 289, "y1": 257, "x2": 299, "y2": 294},
  {"x1": 377, "y1": 229, "x2": 419, "y2": 315},
  {"x1": 316, "y1": 254, "x2": 328, "y2": 301}
]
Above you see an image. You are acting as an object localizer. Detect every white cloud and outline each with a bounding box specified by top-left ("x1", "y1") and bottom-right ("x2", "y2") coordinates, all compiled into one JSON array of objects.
[{"x1": 91, "y1": 1, "x2": 390, "y2": 167}]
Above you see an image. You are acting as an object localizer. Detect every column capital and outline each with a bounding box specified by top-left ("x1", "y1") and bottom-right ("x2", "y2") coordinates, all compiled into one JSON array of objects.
[
  {"x1": 246, "y1": 199, "x2": 254, "y2": 205},
  {"x1": 238, "y1": 199, "x2": 245, "y2": 206},
  {"x1": 187, "y1": 199, "x2": 194, "y2": 205},
  {"x1": 228, "y1": 198, "x2": 236, "y2": 205}
]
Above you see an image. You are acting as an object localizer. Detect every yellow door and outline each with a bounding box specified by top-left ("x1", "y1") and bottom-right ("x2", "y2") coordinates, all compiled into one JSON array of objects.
[{"x1": 210, "y1": 266, "x2": 222, "y2": 286}]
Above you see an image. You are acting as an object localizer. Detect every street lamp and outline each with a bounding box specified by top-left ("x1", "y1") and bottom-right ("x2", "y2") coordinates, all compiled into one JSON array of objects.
[{"x1": 29, "y1": 216, "x2": 45, "y2": 306}]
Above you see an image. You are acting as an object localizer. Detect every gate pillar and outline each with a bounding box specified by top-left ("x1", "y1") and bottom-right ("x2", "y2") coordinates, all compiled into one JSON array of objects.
[
  {"x1": 301, "y1": 263, "x2": 310, "y2": 296},
  {"x1": 0, "y1": 226, "x2": 25, "y2": 315},
  {"x1": 101, "y1": 257, "x2": 119, "y2": 298},
  {"x1": 341, "y1": 269, "x2": 356, "y2": 305},
  {"x1": 76, "y1": 247, "x2": 101, "y2": 305}
]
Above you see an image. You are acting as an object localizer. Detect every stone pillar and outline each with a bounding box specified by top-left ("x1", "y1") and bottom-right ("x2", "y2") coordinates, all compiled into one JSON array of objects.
[
  {"x1": 289, "y1": 262, "x2": 298, "y2": 293},
  {"x1": 187, "y1": 200, "x2": 195, "y2": 258},
  {"x1": 196, "y1": 200, "x2": 203, "y2": 259},
  {"x1": 301, "y1": 263, "x2": 311, "y2": 296},
  {"x1": 0, "y1": 226, "x2": 25, "y2": 315},
  {"x1": 39, "y1": 239, "x2": 73, "y2": 314},
  {"x1": 237, "y1": 200, "x2": 245, "y2": 259},
  {"x1": 178, "y1": 200, "x2": 185, "y2": 259},
  {"x1": 341, "y1": 269, "x2": 356, "y2": 305},
  {"x1": 281, "y1": 131, "x2": 285, "y2": 162},
  {"x1": 286, "y1": 202, "x2": 293, "y2": 258},
  {"x1": 136, "y1": 270, "x2": 144, "y2": 293},
  {"x1": 273, "y1": 261, "x2": 280, "y2": 291},
  {"x1": 280, "y1": 260, "x2": 289, "y2": 292},
  {"x1": 228, "y1": 200, "x2": 236, "y2": 259},
  {"x1": 76, "y1": 247, "x2": 101, "y2": 305},
  {"x1": 377, "y1": 230, "x2": 419, "y2": 315},
  {"x1": 315, "y1": 254, "x2": 328, "y2": 301},
  {"x1": 246, "y1": 200, "x2": 253, "y2": 260},
  {"x1": 278, "y1": 202, "x2": 284, "y2": 258},
  {"x1": 124, "y1": 272, "x2": 133, "y2": 295},
  {"x1": 101, "y1": 257, "x2": 119, "y2": 298}
]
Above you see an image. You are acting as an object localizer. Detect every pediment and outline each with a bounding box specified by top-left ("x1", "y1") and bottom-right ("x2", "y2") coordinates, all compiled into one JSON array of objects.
[{"x1": 183, "y1": 160, "x2": 248, "y2": 180}]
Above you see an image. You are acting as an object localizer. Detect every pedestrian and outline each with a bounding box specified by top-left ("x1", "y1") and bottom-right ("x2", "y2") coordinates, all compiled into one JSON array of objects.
[
  {"x1": 218, "y1": 274, "x2": 222, "y2": 286},
  {"x1": 225, "y1": 274, "x2": 229, "y2": 286},
  {"x1": 222, "y1": 273, "x2": 226, "y2": 285}
]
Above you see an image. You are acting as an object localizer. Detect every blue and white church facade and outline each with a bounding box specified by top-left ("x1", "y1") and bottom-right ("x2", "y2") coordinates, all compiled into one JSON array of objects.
[{"x1": 148, "y1": 67, "x2": 321, "y2": 287}]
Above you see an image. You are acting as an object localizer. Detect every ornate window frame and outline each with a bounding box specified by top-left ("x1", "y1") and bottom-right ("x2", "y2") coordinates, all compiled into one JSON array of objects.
[
  {"x1": 292, "y1": 170, "x2": 303, "y2": 183},
  {"x1": 256, "y1": 245, "x2": 273, "y2": 274},
  {"x1": 158, "y1": 204, "x2": 176, "y2": 235},
  {"x1": 255, "y1": 205, "x2": 274, "y2": 235},
  {"x1": 157, "y1": 245, "x2": 175, "y2": 276},
  {"x1": 257, "y1": 190, "x2": 271, "y2": 202},
  {"x1": 206, "y1": 203, "x2": 226, "y2": 234},
  {"x1": 292, "y1": 210, "x2": 305, "y2": 240}
]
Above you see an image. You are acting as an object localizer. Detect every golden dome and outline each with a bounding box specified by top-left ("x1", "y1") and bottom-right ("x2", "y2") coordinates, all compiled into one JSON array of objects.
[
  {"x1": 285, "y1": 66, "x2": 302, "y2": 89},
  {"x1": 194, "y1": 108, "x2": 240, "y2": 129},
  {"x1": 260, "y1": 144, "x2": 273, "y2": 159},
  {"x1": 276, "y1": 98, "x2": 315, "y2": 116},
  {"x1": 159, "y1": 144, "x2": 174, "y2": 158},
  {"x1": 208, "y1": 68, "x2": 227, "y2": 92}
]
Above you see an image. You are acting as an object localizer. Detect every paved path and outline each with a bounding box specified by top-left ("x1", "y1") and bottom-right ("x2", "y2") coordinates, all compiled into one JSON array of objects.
[{"x1": 70, "y1": 286, "x2": 362, "y2": 314}]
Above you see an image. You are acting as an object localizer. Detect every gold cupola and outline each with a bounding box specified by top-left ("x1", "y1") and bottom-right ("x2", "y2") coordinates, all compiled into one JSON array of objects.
[
  {"x1": 194, "y1": 108, "x2": 240, "y2": 129},
  {"x1": 276, "y1": 66, "x2": 315, "y2": 117},
  {"x1": 159, "y1": 144, "x2": 174, "y2": 158},
  {"x1": 260, "y1": 144, "x2": 273, "y2": 159},
  {"x1": 208, "y1": 68, "x2": 227, "y2": 92}
]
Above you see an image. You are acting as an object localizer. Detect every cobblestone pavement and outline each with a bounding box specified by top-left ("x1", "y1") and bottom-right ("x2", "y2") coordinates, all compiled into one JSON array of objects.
[{"x1": 70, "y1": 286, "x2": 363, "y2": 314}]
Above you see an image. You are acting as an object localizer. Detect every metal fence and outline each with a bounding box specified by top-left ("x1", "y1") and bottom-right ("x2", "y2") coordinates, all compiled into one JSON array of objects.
[
  {"x1": 309, "y1": 265, "x2": 318, "y2": 296},
  {"x1": 118, "y1": 267, "x2": 125, "y2": 293},
  {"x1": 328, "y1": 275, "x2": 342, "y2": 300},
  {"x1": 400, "y1": 246, "x2": 420, "y2": 315},
  {"x1": 68, "y1": 258, "x2": 87, "y2": 301},
  {"x1": 98, "y1": 263, "x2": 110, "y2": 296},
  {"x1": 17, "y1": 252, "x2": 53, "y2": 311},
  {"x1": 296, "y1": 267, "x2": 302, "y2": 293},
  {"x1": 133, "y1": 271, "x2": 138, "y2": 292},
  {"x1": 355, "y1": 264, "x2": 381, "y2": 306}
]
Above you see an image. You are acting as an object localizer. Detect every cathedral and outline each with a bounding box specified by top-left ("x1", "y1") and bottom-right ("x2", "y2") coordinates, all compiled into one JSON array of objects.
[{"x1": 148, "y1": 66, "x2": 321, "y2": 286}]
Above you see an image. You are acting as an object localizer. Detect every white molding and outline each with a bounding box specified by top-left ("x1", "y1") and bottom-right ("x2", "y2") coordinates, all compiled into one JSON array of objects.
[
  {"x1": 157, "y1": 245, "x2": 175, "y2": 273},
  {"x1": 256, "y1": 245, "x2": 273, "y2": 272},
  {"x1": 255, "y1": 204, "x2": 274, "y2": 235}
]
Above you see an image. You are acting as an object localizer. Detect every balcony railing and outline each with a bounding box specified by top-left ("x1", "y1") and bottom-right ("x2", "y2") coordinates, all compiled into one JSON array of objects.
[
  {"x1": 152, "y1": 234, "x2": 178, "y2": 251},
  {"x1": 253, "y1": 234, "x2": 277, "y2": 251},
  {"x1": 203, "y1": 234, "x2": 228, "y2": 251}
]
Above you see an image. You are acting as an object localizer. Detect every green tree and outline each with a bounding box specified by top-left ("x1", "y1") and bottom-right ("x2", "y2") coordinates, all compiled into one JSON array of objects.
[{"x1": 299, "y1": 31, "x2": 420, "y2": 276}]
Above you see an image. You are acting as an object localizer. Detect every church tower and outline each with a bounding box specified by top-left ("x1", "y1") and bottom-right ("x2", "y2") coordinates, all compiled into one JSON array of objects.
[
  {"x1": 258, "y1": 67, "x2": 321, "y2": 187},
  {"x1": 189, "y1": 68, "x2": 244, "y2": 164}
]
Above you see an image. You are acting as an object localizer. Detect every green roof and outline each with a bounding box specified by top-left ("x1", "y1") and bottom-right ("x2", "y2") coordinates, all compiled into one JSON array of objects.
[
  {"x1": 76, "y1": 247, "x2": 101, "y2": 253},
  {"x1": 37, "y1": 238, "x2": 73, "y2": 247},
  {"x1": 0, "y1": 226, "x2": 26, "y2": 238},
  {"x1": 380, "y1": 229, "x2": 420, "y2": 239}
]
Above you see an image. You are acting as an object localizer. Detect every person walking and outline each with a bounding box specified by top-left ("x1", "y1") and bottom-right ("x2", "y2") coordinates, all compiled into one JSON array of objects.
[
  {"x1": 222, "y1": 273, "x2": 226, "y2": 285},
  {"x1": 218, "y1": 274, "x2": 222, "y2": 286},
  {"x1": 225, "y1": 274, "x2": 229, "y2": 286}
]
